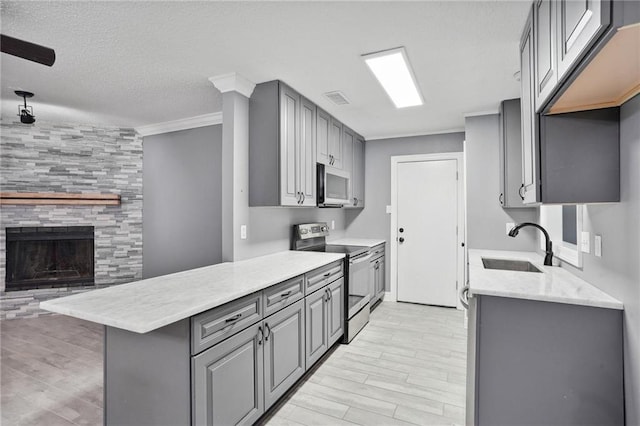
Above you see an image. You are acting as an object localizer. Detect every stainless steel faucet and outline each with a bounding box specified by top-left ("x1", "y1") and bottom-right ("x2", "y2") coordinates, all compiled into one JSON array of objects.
[{"x1": 508, "y1": 222, "x2": 554, "y2": 266}]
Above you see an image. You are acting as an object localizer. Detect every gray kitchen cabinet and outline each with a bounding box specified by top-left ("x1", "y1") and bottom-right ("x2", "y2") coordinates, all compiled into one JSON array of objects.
[
  {"x1": 317, "y1": 111, "x2": 343, "y2": 168},
  {"x1": 375, "y1": 256, "x2": 385, "y2": 301},
  {"x1": 249, "y1": 80, "x2": 316, "y2": 207},
  {"x1": 467, "y1": 295, "x2": 623, "y2": 426},
  {"x1": 556, "y1": 0, "x2": 610, "y2": 81},
  {"x1": 328, "y1": 117, "x2": 343, "y2": 169},
  {"x1": 369, "y1": 247, "x2": 385, "y2": 307},
  {"x1": 498, "y1": 99, "x2": 533, "y2": 208},
  {"x1": 305, "y1": 274, "x2": 344, "y2": 366},
  {"x1": 305, "y1": 285, "x2": 328, "y2": 366},
  {"x1": 327, "y1": 278, "x2": 344, "y2": 346},
  {"x1": 347, "y1": 135, "x2": 365, "y2": 208},
  {"x1": 192, "y1": 322, "x2": 264, "y2": 426},
  {"x1": 263, "y1": 300, "x2": 306, "y2": 409},
  {"x1": 316, "y1": 107, "x2": 331, "y2": 166},
  {"x1": 342, "y1": 125, "x2": 354, "y2": 186},
  {"x1": 533, "y1": 0, "x2": 558, "y2": 111},
  {"x1": 520, "y1": 6, "x2": 541, "y2": 205}
]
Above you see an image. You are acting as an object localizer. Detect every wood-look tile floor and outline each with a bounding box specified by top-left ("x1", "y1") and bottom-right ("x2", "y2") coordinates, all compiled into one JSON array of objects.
[
  {"x1": 264, "y1": 302, "x2": 467, "y2": 426},
  {"x1": 0, "y1": 302, "x2": 466, "y2": 426}
]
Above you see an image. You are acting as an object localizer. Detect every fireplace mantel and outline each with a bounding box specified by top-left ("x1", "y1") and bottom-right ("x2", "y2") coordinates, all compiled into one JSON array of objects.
[{"x1": 1, "y1": 192, "x2": 121, "y2": 206}]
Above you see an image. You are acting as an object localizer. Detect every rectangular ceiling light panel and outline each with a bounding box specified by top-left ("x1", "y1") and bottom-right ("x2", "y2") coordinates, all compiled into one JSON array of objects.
[{"x1": 362, "y1": 47, "x2": 423, "y2": 109}]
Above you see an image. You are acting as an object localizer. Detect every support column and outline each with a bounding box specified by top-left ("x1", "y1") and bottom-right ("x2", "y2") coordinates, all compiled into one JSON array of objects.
[{"x1": 209, "y1": 73, "x2": 255, "y2": 262}]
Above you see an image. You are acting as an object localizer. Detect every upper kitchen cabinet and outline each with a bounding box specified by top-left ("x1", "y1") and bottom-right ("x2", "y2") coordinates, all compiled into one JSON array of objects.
[
  {"x1": 520, "y1": 7, "x2": 540, "y2": 205},
  {"x1": 556, "y1": 0, "x2": 610, "y2": 81},
  {"x1": 349, "y1": 135, "x2": 365, "y2": 208},
  {"x1": 533, "y1": 0, "x2": 558, "y2": 111},
  {"x1": 316, "y1": 108, "x2": 343, "y2": 169},
  {"x1": 342, "y1": 126, "x2": 354, "y2": 178},
  {"x1": 249, "y1": 80, "x2": 316, "y2": 207},
  {"x1": 530, "y1": 0, "x2": 638, "y2": 114},
  {"x1": 499, "y1": 99, "x2": 533, "y2": 208}
]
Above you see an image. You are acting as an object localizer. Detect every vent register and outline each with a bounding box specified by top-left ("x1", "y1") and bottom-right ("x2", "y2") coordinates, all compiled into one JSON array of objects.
[{"x1": 324, "y1": 91, "x2": 350, "y2": 105}]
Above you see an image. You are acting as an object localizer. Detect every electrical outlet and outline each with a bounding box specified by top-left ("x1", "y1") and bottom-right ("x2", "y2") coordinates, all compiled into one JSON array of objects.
[
  {"x1": 594, "y1": 235, "x2": 602, "y2": 257},
  {"x1": 331, "y1": 220, "x2": 335, "y2": 230},
  {"x1": 581, "y1": 231, "x2": 590, "y2": 253},
  {"x1": 240, "y1": 225, "x2": 247, "y2": 240},
  {"x1": 506, "y1": 222, "x2": 515, "y2": 235}
]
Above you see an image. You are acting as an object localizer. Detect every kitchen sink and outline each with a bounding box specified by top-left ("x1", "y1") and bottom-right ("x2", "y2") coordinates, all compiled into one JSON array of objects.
[{"x1": 481, "y1": 257, "x2": 542, "y2": 273}]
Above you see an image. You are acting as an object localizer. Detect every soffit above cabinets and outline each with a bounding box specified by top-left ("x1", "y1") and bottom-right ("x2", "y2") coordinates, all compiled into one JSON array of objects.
[{"x1": 549, "y1": 23, "x2": 640, "y2": 115}]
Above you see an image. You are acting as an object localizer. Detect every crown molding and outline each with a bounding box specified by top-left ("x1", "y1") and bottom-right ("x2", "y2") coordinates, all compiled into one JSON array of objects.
[
  {"x1": 135, "y1": 112, "x2": 222, "y2": 137},
  {"x1": 208, "y1": 72, "x2": 256, "y2": 98},
  {"x1": 463, "y1": 109, "x2": 499, "y2": 118},
  {"x1": 366, "y1": 127, "x2": 465, "y2": 141}
]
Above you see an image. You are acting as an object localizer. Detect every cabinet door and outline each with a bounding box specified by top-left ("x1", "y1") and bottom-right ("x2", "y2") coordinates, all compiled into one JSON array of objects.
[
  {"x1": 329, "y1": 117, "x2": 343, "y2": 169},
  {"x1": 500, "y1": 99, "x2": 531, "y2": 208},
  {"x1": 376, "y1": 257, "x2": 386, "y2": 299},
  {"x1": 342, "y1": 126, "x2": 354, "y2": 203},
  {"x1": 316, "y1": 108, "x2": 331, "y2": 166},
  {"x1": 557, "y1": 0, "x2": 609, "y2": 81},
  {"x1": 279, "y1": 84, "x2": 300, "y2": 206},
  {"x1": 305, "y1": 288, "x2": 328, "y2": 366},
  {"x1": 520, "y1": 8, "x2": 540, "y2": 204},
  {"x1": 533, "y1": 0, "x2": 558, "y2": 111},
  {"x1": 300, "y1": 97, "x2": 317, "y2": 206},
  {"x1": 368, "y1": 260, "x2": 377, "y2": 306},
  {"x1": 352, "y1": 136, "x2": 365, "y2": 208},
  {"x1": 263, "y1": 300, "x2": 305, "y2": 409},
  {"x1": 327, "y1": 278, "x2": 344, "y2": 346},
  {"x1": 192, "y1": 323, "x2": 264, "y2": 426}
]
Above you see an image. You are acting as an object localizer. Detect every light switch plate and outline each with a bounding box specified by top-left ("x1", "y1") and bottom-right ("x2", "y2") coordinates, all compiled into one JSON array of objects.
[
  {"x1": 331, "y1": 220, "x2": 335, "y2": 230},
  {"x1": 594, "y1": 235, "x2": 602, "y2": 257},
  {"x1": 581, "y1": 231, "x2": 590, "y2": 253},
  {"x1": 386, "y1": 205, "x2": 392, "y2": 214},
  {"x1": 506, "y1": 222, "x2": 515, "y2": 235},
  {"x1": 240, "y1": 225, "x2": 247, "y2": 240}
]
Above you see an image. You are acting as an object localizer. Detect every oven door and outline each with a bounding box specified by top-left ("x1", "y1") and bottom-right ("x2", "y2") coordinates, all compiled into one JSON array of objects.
[{"x1": 348, "y1": 251, "x2": 371, "y2": 319}]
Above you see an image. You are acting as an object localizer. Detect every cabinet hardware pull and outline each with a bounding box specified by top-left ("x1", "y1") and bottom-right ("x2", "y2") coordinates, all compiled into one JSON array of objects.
[
  {"x1": 327, "y1": 288, "x2": 332, "y2": 300},
  {"x1": 323, "y1": 272, "x2": 331, "y2": 277},
  {"x1": 225, "y1": 313, "x2": 242, "y2": 323},
  {"x1": 499, "y1": 193, "x2": 504, "y2": 205},
  {"x1": 264, "y1": 323, "x2": 271, "y2": 341},
  {"x1": 257, "y1": 326, "x2": 263, "y2": 345},
  {"x1": 302, "y1": 193, "x2": 305, "y2": 203},
  {"x1": 280, "y1": 290, "x2": 292, "y2": 298},
  {"x1": 519, "y1": 184, "x2": 525, "y2": 200}
]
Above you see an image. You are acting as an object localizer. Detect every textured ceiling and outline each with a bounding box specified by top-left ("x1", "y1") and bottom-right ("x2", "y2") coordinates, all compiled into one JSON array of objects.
[{"x1": 0, "y1": 1, "x2": 531, "y2": 139}]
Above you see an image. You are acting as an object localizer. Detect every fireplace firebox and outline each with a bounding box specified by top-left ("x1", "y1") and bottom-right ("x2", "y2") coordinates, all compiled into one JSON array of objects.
[{"x1": 5, "y1": 226, "x2": 95, "y2": 292}]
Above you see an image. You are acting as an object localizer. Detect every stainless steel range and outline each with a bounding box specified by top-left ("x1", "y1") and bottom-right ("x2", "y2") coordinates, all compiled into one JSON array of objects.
[{"x1": 292, "y1": 222, "x2": 370, "y2": 342}]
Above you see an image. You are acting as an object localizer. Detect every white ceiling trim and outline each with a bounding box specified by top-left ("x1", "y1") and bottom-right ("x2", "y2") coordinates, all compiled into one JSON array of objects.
[
  {"x1": 365, "y1": 127, "x2": 465, "y2": 142},
  {"x1": 208, "y1": 72, "x2": 256, "y2": 98},
  {"x1": 463, "y1": 109, "x2": 499, "y2": 118},
  {"x1": 135, "y1": 112, "x2": 222, "y2": 137}
]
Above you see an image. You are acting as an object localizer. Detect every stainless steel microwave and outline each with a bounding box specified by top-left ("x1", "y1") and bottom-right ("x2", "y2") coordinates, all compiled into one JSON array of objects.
[{"x1": 317, "y1": 163, "x2": 351, "y2": 207}]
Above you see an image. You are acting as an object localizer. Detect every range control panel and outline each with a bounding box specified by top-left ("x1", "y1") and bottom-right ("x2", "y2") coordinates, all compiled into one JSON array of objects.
[{"x1": 294, "y1": 222, "x2": 330, "y2": 240}]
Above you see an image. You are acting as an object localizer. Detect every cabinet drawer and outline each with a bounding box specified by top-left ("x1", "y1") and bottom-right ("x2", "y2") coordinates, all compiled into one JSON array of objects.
[
  {"x1": 191, "y1": 292, "x2": 263, "y2": 355},
  {"x1": 370, "y1": 244, "x2": 385, "y2": 258},
  {"x1": 306, "y1": 260, "x2": 344, "y2": 294},
  {"x1": 263, "y1": 275, "x2": 304, "y2": 317}
]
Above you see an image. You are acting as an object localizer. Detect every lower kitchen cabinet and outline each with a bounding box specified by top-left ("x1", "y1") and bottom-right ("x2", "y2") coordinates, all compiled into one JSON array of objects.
[
  {"x1": 305, "y1": 278, "x2": 344, "y2": 366},
  {"x1": 369, "y1": 244, "x2": 386, "y2": 306},
  {"x1": 263, "y1": 300, "x2": 305, "y2": 409},
  {"x1": 192, "y1": 322, "x2": 264, "y2": 426},
  {"x1": 467, "y1": 294, "x2": 623, "y2": 426}
]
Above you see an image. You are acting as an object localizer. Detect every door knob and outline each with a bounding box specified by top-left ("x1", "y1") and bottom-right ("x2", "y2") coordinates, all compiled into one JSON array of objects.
[
  {"x1": 399, "y1": 237, "x2": 405, "y2": 243},
  {"x1": 399, "y1": 228, "x2": 404, "y2": 233}
]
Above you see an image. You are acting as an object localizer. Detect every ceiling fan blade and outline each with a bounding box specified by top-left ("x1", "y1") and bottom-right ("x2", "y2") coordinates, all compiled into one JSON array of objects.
[{"x1": 1, "y1": 34, "x2": 56, "y2": 67}]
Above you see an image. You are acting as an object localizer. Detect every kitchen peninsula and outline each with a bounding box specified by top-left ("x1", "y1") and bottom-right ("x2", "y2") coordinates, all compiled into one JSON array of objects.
[{"x1": 41, "y1": 250, "x2": 346, "y2": 425}]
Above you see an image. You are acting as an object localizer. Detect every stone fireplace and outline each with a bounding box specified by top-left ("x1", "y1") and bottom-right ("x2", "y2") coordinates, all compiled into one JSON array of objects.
[
  {"x1": 0, "y1": 119, "x2": 143, "y2": 319},
  {"x1": 5, "y1": 226, "x2": 95, "y2": 291}
]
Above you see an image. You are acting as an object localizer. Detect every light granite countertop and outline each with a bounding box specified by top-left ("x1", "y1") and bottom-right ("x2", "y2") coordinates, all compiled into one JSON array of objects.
[
  {"x1": 468, "y1": 249, "x2": 623, "y2": 310},
  {"x1": 40, "y1": 251, "x2": 345, "y2": 333},
  {"x1": 328, "y1": 238, "x2": 386, "y2": 248}
]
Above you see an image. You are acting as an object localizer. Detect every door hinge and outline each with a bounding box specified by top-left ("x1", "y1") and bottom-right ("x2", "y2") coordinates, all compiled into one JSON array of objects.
[
  {"x1": 456, "y1": 171, "x2": 459, "y2": 180},
  {"x1": 456, "y1": 280, "x2": 459, "y2": 289}
]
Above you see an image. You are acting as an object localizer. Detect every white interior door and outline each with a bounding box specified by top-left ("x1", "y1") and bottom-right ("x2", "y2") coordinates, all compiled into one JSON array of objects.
[{"x1": 396, "y1": 159, "x2": 459, "y2": 307}]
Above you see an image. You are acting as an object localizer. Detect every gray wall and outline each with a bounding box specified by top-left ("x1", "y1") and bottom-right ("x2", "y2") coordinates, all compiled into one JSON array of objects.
[
  {"x1": 143, "y1": 125, "x2": 222, "y2": 278},
  {"x1": 465, "y1": 114, "x2": 538, "y2": 250},
  {"x1": 345, "y1": 133, "x2": 465, "y2": 289},
  {"x1": 241, "y1": 208, "x2": 347, "y2": 259},
  {"x1": 556, "y1": 94, "x2": 640, "y2": 424}
]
